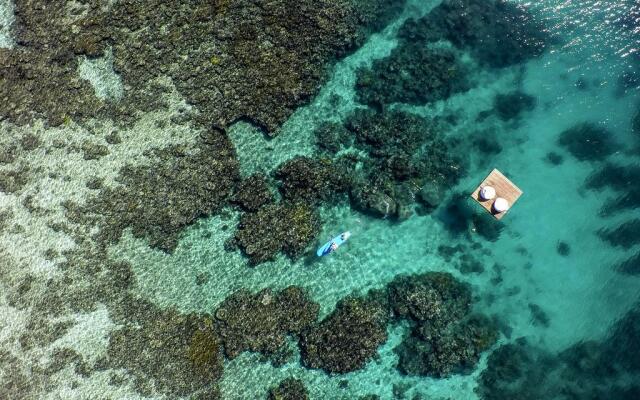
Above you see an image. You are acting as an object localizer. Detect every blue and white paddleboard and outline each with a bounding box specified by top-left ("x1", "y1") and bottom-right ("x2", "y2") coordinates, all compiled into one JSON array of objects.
[{"x1": 317, "y1": 231, "x2": 351, "y2": 257}]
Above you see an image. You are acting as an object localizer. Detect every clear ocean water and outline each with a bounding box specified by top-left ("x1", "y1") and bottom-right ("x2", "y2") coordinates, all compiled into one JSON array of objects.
[{"x1": 1, "y1": 0, "x2": 639, "y2": 399}]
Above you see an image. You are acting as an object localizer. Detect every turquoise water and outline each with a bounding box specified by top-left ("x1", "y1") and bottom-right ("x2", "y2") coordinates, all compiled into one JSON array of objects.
[
  {"x1": 1, "y1": 0, "x2": 639, "y2": 399},
  {"x1": 105, "y1": 0, "x2": 640, "y2": 398}
]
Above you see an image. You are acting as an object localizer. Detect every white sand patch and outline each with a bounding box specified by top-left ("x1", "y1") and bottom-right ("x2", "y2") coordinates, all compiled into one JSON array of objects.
[
  {"x1": 50, "y1": 304, "x2": 117, "y2": 365},
  {"x1": 44, "y1": 366, "x2": 154, "y2": 400},
  {"x1": 0, "y1": 0, "x2": 15, "y2": 49},
  {"x1": 78, "y1": 48, "x2": 124, "y2": 101}
]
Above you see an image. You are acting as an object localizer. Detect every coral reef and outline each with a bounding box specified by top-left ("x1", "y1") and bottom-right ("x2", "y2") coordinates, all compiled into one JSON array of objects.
[
  {"x1": 598, "y1": 219, "x2": 640, "y2": 249},
  {"x1": 267, "y1": 378, "x2": 309, "y2": 400},
  {"x1": 232, "y1": 173, "x2": 275, "y2": 212},
  {"x1": 398, "y1": 0, "x2": 549, "y2": 68},
  {"x1": 493, "y1": 91, "x2": 537, "y2": 121},
  {"x1": 396, "y1": 315, "x2": 498, "y2": 377},
  {"x1": 615, "y1": 252, "x2": 640, "y2": 275},
  {"x1": 319, "y1": 109, "x2": 462, "y2": 219},
  {"x1": 585, "y1": 162, "x2": 640, "y2": 216},
  {"x1": 389, "y1": 272, "x2": 497, "y2": 377},
  {"x1": 557, "y1": 122, "x2": 618, "y2": 162},
  {"x1": 3, "y1": 0, "x2": 400, "y2": 130},
  {"x1": 106, "y1": 304, "x2": 223, "y2": 397},
  {"x1": 230, "y1": 202, "x2": 321, "y2": 265},
  {"x1": 388, "y1": 272, "x2": 471, "y2": 328},
  {"x1": 299, "y1": 296, "x2": 389, "y2": 373},
  {"x1": 356, "y1": 44, "x2": 468, "y2": 108},
  {"x1": 275, "y1": 156, "x2": 347, "y2": 205},
  {"x1": 75, "y1": 128, "x2": 239, "y2": 252},
  {"x1": 214, "y1": 286, "x2": 319, "y2": 359},
  {"x1": 477, "y1": 305, "x2": 640, "y2": 400}
]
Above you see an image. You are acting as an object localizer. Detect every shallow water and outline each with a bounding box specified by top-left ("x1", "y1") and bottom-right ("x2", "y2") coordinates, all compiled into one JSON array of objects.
[
  {"x1": 110, "y1": 0, "x2": 640, "y2": 398},
  {"x1": 2, "y1": 0, "x2": 640, "y2": 399}
]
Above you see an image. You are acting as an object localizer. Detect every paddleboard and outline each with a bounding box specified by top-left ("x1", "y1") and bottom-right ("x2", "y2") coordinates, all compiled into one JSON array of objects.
[{"x1": 317, "y1": 231, "x2": 351, "y2": 257}]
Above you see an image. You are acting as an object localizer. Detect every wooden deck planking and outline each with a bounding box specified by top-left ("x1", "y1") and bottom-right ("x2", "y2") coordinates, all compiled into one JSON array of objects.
[{"x1": 470, "y1": 168, "x2": 523, "y2": 220}]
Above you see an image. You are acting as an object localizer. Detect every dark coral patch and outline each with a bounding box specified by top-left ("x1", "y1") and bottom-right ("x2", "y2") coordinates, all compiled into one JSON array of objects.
[
  {"x1": 388, "y1": 272, "x2": 471, "y2": 328},
  {"x1": 389, "y1": 272, "x2": 497, "y2": 377},
  {"x1": 396, "y1": 315, "x2": 498, "y2": 377},
  {"x1": 275, "y1": 156, "x2": 347, "y2": 205},
  {"x1": 231, "y1": 202, "x2": 321, "y2": 265},
  {"x1": 493, "y1": 91, "x2": 537, "y2": 121},
  {"x1": 267, "y1": 378, "x2": 309, "y2": 400},
  {"x1": 585, "y1": 163, "x2": 640, "y2": 216},
  {"x1": 356, "y1": 44, "x2": 468, "y2": 108},
  {"x1": 215, "y1": 286, "x2": 319, "y2": 359},
  {"x1": 598, "y1": 219, "x2": 640, "y2": 249},
  {"x1": 615, "y1": 252, "x2": 640, "y2": 275},
  {"x1": 557, "y1": 122, "x2": 618, "y2": 162},
  {"x1": 299, "y1": 296, "x2": 389, "y2": 374},
  {"x1": 4, "y1": 0, "x2": 400, "y2": 130},
  {"x1": 477, "y1": 305, "x2": 640, "y2": 400},
  {"x1": 399, "y1": 0, "x2": 549, "y2": 68},
  {"x1": 232, "y1": 173, "x2": 275, "y2": 212},
  {"x1": 341, "y1": 109, "x2": 462, "y2": 218}
]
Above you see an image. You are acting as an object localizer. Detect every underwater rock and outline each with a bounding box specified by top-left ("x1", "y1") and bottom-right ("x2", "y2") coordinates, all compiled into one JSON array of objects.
[
  {"x1": 267, "y1": 378, "x2": 309, "y2": 400},
  {"x1": 275, "y1": 156, "x2": 346, "y2": 205},
  {"x1": 350, "y1": 180, "x2": 397, "y2": 218},
  {"x1": 544, "y1": 151, "x2": 564, "y2": 165},
  {"x1": 356, "y1": 44, "x2": 468, "y2": 108},
  {"x1": 388, "y1": 272, "x2": 471, "y2": 329},
  {"x1": 439, "y1": 192, "x2": 477, "y2": 235},
  {"x1": 398, "y1": 0, "x2": 549, "y2": 68},
  {"x1": 586, "y1": 163, "x2": 640, "y2": 191},
  {"x1": 79, "y1": 128, "x2": 239, "y2": 252},
  {"x1": 81, "y1": 141, "x2": 110, "y2": 160},
  {"x1": 557, "y1": 122, "x2": 618, "y2": 162},
  {"x1": 457, "y1": 253, "x2": 485, "y2": 274},
  {"x1": 598, "y1": 219, "x2": 640, "y2": 249},
  {"x1": 418, "y1": 183, "x2": 445, "y2": 209},
  {"x1": 311, "y1": 109, "x2": 461, "y2": 220},
  {"x1": 106, "y1": 305, "x2": 223, "y2": 397},
  {"x1": 232, "y1": 173, "x2": 275, "y2": 212},
  {"x1": 473, "y1": 134, "x2": 503, "y2": 157},
  {"x1": 232, "y1": 202, "x2": 321, "y2": 265},
  {"x1": 215, "y1": 286, "x2": 319, "y2": 360},
  {"x1": 614, "y1": 252, "x2": 640, "y2": 275},
  {"x1": 396, "y1": 315, "x2": 498, "y2": 377},
  {"x1": 299, "y1": 296, "x2": 389, "y2": 374},
  {"x1": 493, "y1": 91, "x2": 537, "y2": 121}
]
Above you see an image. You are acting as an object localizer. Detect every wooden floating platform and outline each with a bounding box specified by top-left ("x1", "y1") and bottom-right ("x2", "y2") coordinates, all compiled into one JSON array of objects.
[{"x1": 470, "y1": 168, "x2": 523, "y2": 220}]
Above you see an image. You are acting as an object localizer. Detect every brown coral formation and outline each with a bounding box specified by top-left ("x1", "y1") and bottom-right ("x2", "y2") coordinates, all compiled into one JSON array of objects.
[
  {"x1": 3, "y1": 0, "x2": 399, "y2": 131},
  {"x1": 214, "y1": 286, "x2": 319, "y2": 359}
]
